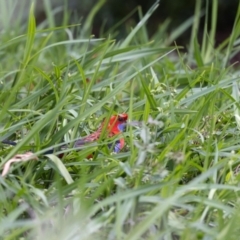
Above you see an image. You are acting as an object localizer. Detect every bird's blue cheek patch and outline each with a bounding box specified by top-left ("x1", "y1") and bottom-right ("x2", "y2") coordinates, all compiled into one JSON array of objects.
[{"x1": 117, "y1": 123, "x2": 126, "y2": 132}]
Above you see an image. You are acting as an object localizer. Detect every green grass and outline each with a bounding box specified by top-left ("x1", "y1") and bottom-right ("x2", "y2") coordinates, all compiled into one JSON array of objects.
[{"x1": 1, "y1": 0, "x2": 240, "y2": 239}]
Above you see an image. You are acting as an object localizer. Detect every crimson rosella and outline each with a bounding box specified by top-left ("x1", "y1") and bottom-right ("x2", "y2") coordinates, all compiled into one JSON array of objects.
[
  {"x1": 73, "y1": 113, "x2": 128, "y2": 153},
  {"x1": 1, "y1": 113, "x2": 128, "y2": 155}
]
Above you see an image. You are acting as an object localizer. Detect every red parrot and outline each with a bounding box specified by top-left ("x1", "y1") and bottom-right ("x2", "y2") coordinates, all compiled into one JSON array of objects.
[
  {"x1": 1, "y1": 113, "x2": 128, "y2": 155},
  {"x1": 73, "y1": 113, "x2": 128, "y2": 153}
]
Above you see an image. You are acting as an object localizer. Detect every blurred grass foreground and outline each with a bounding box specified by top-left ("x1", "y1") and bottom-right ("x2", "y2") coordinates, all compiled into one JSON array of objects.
[{"x1": 2, "y1": 0, "x2": 240, "y2": 239}]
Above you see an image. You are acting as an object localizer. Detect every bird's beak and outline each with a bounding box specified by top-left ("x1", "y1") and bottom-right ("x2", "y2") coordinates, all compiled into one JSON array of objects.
[{"x1": 127, "y1": 121, "x2": 142, "y2": 127}]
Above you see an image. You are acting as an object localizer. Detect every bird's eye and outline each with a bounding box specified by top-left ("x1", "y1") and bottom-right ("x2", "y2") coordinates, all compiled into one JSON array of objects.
[
  {"x1": 117, "y1": 114, "x2": 128, "y2": 122},
  {"x1": 118, "y1": 117, "x2": 124, "y2": 121}
]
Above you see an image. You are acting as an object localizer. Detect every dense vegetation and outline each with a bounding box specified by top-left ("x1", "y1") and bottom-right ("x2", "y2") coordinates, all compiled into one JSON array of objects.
[{"x1": 1, "y1": 1, "x2": 240, "y2": 239}]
